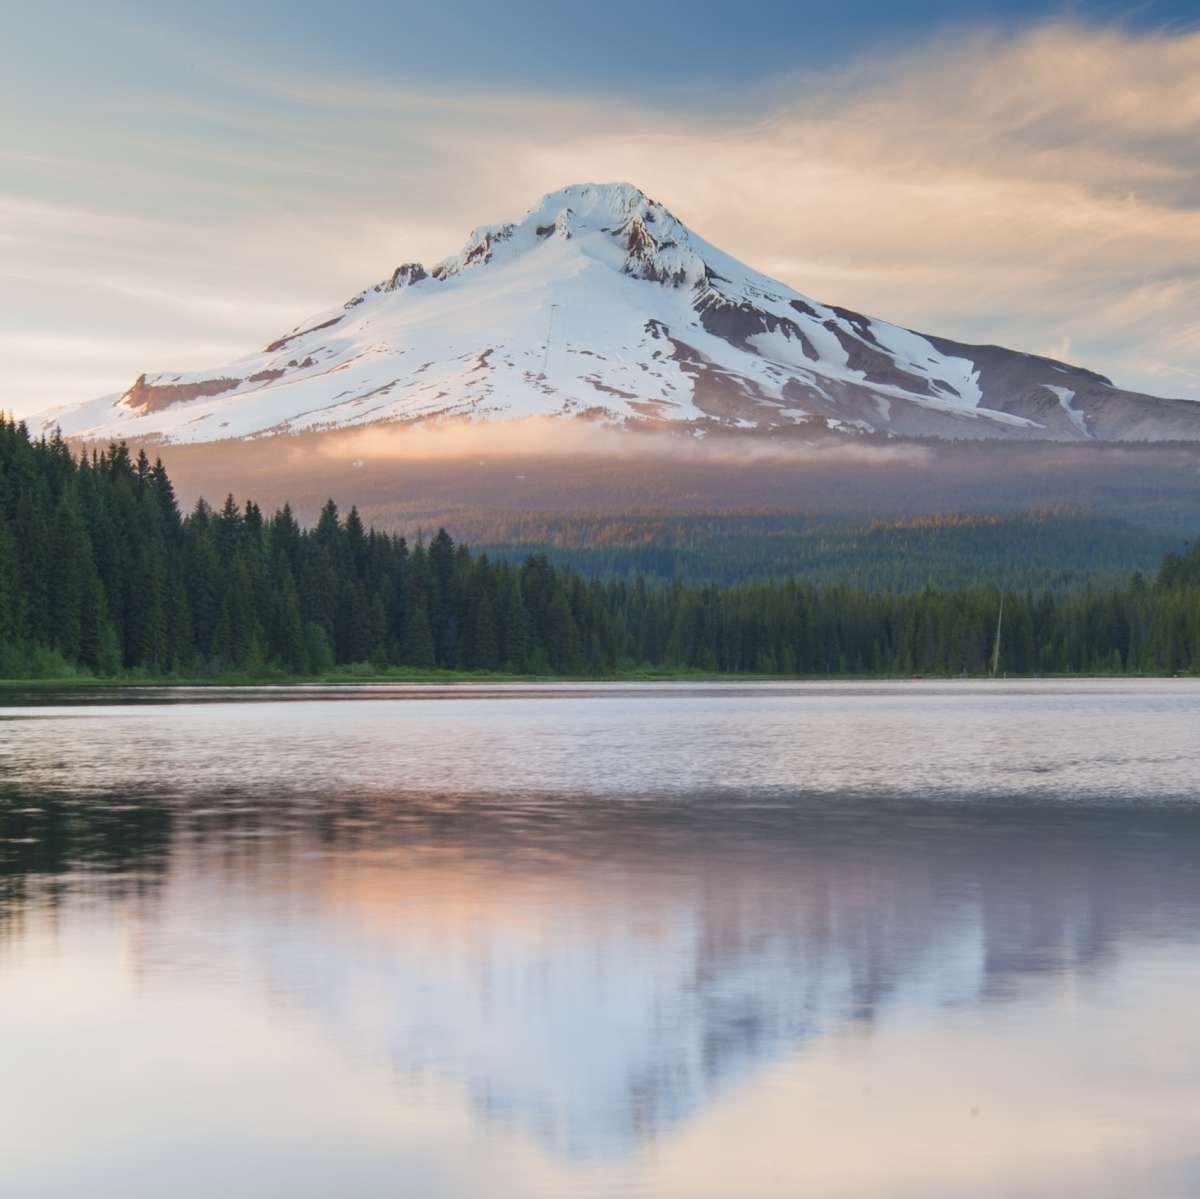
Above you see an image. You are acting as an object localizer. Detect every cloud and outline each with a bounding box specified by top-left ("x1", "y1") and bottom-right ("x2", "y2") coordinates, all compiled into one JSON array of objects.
[
  {"x1": 511, "y1": 23, "x2": 1200, "y2": 392},
  {"x1": 302, "y1": 418, "x2": 934, "y2": 467},
  {"x1": 3, "y1": 21, "x2": 1198, "y2": 417}
]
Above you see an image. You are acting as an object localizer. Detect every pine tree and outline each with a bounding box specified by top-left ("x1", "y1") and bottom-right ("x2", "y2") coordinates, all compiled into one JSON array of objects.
[
  {"x1": 0, "y1": 512, "x2": 20, "y2": 647},
  {"x1": 48, "y1": 495, "x2": 86, "y2": 662},
  {"x1": 345, "y1": 506, "x2": 367, "y2": 581},
  {"x1": 303, "y1": 622, "x2": 335, "y2": 674},
  {"x1": 401, "y1": 598, "x2": 436, "y2": 668},
  {"x1": 149, "y1": 458, "x2": 181, "y2": 540},
  {"x1": 272, "y1": 574, "x2": 307, "y2": 673}
]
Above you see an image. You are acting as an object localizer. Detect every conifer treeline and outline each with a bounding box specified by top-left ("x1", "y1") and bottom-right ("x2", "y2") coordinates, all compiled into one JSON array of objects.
[{"x1": 1, "y1": 418, "x2": 1198, "y2": 678}]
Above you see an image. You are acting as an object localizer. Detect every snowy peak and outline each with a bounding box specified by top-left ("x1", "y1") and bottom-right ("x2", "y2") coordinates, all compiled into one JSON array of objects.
[
  {"x1": 34, "y1": 181, "x2": 1200, "y2": 446},
  {"x1": 395, "y1": 183, "x2": 709, "y2": 291}
]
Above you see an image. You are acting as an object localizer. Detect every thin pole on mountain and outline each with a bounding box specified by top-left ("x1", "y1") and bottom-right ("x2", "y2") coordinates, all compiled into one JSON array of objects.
[
  {"x1": 539, "y1": 304, "x2": 558, "y2": 381},
  {"x1": 991, "y1": 592, "x2": 1005, "y2": 678}
]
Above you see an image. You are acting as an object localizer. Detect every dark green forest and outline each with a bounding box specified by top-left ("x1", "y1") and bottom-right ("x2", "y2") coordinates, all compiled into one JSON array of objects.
[{"x1": 2, "y1": 417, "x2": 1198, "y2": 680}]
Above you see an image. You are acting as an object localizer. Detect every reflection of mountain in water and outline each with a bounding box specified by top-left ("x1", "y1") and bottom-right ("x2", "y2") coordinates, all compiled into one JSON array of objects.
[{"x1": 5, "y1": 791, "x2": 1200, "y2": 1159}]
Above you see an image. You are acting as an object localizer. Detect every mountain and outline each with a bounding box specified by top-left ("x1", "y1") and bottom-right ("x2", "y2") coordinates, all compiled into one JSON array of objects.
[{"x1": 35, "y1": 182, "x2": 1200, "y2": 444}]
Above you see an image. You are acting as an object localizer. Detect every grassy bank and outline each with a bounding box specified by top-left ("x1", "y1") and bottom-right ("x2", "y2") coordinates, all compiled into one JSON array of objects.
[
  {"x1": 0, "y1": 666, "x2": 1192, "y2": 694},
  {"x1": 0, "y1": 665, "x2": 796, "y2": 691}
]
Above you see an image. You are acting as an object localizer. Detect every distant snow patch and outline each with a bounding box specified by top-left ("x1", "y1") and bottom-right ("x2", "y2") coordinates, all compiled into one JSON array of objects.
[{"x1": 1043, "y1": 385, "x2": 1090, "y2": 438}]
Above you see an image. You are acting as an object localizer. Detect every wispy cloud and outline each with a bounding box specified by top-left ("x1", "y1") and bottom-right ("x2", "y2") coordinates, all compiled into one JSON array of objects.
[
  {"x1": 305, "y1": 419, "x2": 934, "y2": 466},
  {"x1": 3, "y1": 21, "x2": 1198, "y2": 415}
]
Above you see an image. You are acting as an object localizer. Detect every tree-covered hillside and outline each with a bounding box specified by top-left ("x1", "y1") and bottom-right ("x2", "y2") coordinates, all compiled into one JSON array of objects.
[
  {"x1": 2, "y1": 418, "x2": 1198, "y2": 679},
  {"x1": 462, "y1": 510, "x2": 1177, "y2": 591}
]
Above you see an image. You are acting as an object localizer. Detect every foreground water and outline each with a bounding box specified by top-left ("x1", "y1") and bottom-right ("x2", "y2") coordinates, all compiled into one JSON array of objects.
[{"x1": 2, "y1": 680, "x2": 1199, "y2": 1197}]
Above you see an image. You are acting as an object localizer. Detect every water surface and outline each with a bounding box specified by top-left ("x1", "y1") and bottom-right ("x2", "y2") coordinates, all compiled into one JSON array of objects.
[{"x1": 2, "y1": 681, "x2": 1199, "y2": 1197}]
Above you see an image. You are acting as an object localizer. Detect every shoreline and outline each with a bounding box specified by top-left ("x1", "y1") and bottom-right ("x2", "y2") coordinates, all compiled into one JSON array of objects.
[{"x1": 0, "y1": 668, "x2": 1192, "y2": 694}]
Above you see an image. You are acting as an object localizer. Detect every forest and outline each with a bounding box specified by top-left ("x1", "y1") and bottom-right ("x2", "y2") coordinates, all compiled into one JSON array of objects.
[
  {"x1": 1, "y1": 417, "x2": 1198, "y2": 680},
  {"x1": 466, "y1": 509, "x2": 1177, "y2": 592}
]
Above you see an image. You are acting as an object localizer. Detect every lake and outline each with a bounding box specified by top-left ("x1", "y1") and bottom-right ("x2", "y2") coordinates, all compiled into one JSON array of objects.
[{"x1": 3, "y1": 680, "x2": 1200, "y2": 1197}]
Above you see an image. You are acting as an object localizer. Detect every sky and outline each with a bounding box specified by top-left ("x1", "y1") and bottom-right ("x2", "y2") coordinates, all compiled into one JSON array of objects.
[{"x1": 3, "y1": 1, "x2": 1199, "y2": 416}]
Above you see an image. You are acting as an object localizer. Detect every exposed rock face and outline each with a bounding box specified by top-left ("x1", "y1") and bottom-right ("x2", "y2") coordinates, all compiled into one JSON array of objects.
[
  {"x1": 121, "y1": 373, "x2": 241, "y2": 415},
  {"x1": 379, "y1": 263, "x2": 428, "y2": 293},
  {"x1": 35, "y1": 182, "x2": 1200, "y2": 445},
  {"x1": 265, "y1": 317, "x2": 343, "y2": 354}
]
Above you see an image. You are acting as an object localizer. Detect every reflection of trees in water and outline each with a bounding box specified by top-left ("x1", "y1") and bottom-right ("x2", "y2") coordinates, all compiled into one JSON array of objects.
[
  {"x1": 4, "y1": 787, "x2": 1200, "y2": 1157},
  {"x1": 0, "y1": 791, "x2": 171, "y2": 877},
  {"x1": 0, "y1": 788, "x2": 172, "y2": 942}
]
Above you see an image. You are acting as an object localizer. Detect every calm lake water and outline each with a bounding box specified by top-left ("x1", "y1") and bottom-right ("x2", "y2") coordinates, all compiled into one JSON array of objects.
[{"x1": 2, "y1": 680, "x2": 1200, "y2": 1197}]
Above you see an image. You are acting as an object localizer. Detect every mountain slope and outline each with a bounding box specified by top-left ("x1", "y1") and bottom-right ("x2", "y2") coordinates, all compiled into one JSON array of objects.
[{"x1": 35, "y1": 182, "x2": 1200, "y2": 444}]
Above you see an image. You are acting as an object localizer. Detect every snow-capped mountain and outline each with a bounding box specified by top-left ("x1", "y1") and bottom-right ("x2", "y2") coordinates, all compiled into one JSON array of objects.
[{"x1": 36, "y1": 182, "x2": 1200, "y2": 444}]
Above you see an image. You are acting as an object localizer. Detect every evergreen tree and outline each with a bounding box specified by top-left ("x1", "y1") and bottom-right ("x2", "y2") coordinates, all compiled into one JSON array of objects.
[{"x1": 401, "y1": 599, "x2": 436, "y2": 668}]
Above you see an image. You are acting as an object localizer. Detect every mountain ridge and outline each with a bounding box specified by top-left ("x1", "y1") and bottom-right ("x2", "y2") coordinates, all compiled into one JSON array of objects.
[{"x1": 34, "y1": 181, "x2": 1200, "y2": 444}]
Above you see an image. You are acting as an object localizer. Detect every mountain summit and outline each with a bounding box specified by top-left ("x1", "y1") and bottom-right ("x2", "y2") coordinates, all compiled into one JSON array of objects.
[{"x1": 37, "y1": 182, "x2": 1200, "y2": 444}]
